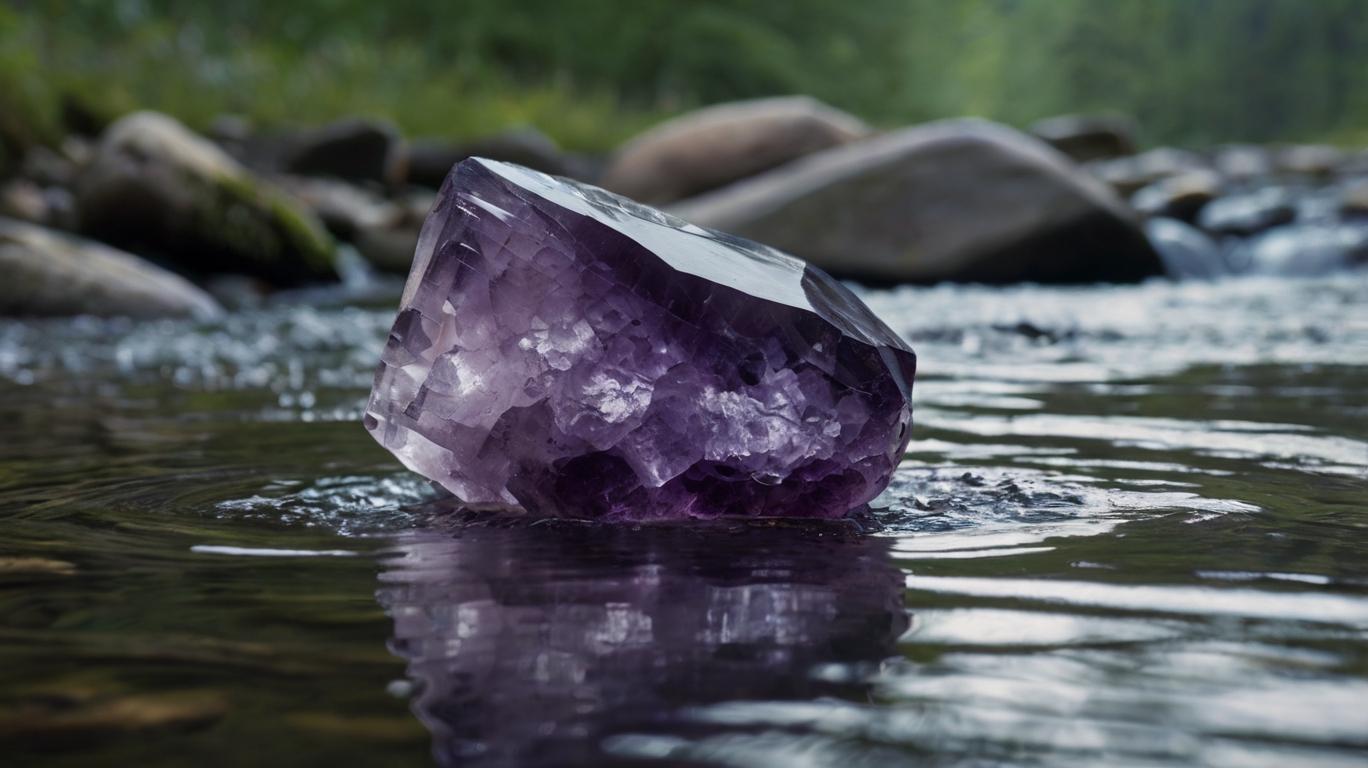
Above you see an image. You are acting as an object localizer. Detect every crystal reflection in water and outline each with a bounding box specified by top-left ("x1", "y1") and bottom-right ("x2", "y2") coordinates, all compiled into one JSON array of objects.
[{"x1": 377, "y1": 521, "x2": 908, "y2": 767}]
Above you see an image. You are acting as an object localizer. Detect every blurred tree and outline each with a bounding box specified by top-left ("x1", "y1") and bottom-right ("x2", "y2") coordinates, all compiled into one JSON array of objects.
[{"x1": 7, "y1": 0, "x2": 1368, "y2": 148}]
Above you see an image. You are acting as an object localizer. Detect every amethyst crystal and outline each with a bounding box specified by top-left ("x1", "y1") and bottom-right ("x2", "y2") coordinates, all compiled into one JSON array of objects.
[{"x1": 364, "y1": 158, "x2": 915, "y2": 519}]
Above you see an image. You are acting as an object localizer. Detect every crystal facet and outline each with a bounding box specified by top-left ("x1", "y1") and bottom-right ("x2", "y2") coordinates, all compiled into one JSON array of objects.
[{"x1": 364, "y1": 159, "x2": 916, "y2": 519}]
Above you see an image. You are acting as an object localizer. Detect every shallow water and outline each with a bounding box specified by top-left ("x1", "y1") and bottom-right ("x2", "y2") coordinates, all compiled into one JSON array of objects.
[{"x1": 1, "y1": 274, "x2": 1366, "y2": 767}]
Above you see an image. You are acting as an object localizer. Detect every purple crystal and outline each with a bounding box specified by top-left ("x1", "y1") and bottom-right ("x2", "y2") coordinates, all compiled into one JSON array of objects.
[{"x1": 364, "y1": 158, "x2": 916, "y2": 519}]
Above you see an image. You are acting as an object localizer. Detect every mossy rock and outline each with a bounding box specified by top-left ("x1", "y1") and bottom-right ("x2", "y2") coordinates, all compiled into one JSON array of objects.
[{"x1": 77, "y1": 111, "x2": 336, "y2": 286}]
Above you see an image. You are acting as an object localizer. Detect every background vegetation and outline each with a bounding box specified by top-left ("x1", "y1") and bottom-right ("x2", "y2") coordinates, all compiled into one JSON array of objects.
[{"x1": 5, "y1": 0, "x2": 1368, "y2": 152}]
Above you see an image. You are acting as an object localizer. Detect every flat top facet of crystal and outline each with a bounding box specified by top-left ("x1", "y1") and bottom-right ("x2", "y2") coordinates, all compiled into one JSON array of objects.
[{"x1": 367, "y1": 158, "x2": 916, "y2": 520}]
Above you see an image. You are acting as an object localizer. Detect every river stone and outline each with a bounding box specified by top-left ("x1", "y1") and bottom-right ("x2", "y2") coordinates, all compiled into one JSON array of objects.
[
  {"x1": 0, "y1": 216, "x2": 221, "y2": 318},
  {"x1": 1145, "y1": 218, "x2": 1227, "y2": 280},
  {"x1": 600, "y1": 96, "x2": 869, "y2": 205},
  {"x1": 1029, "y1": 113, "x2": 1138, "y2": 162},
  {"x1": 365, "y1": 158, "x2": 916, "y2": 520},
  {"x1": 281, "y1": 117, "x2": 403, "y2": 185},
  {"x1": 77, "y1": 111, "x2": 336, "y2": 286},
  {"x1": 405, "y1": 128, "x2": 575, "y2": 189},
  {"x1": 671, "y1": 119, "x2": 1162, "y2": 284},
  {"x1": 1131, "y1": 169, "x2": 1223, "y2": 222},
  {"x1": 1277, "y1": 144, "x2": 1343, "y2": 177},
  {"x1": 1198, "y1": 187, "x2": 1297, "y2": 236},
  {"x1": 0, "y1": 179, "x2": 49, "y2": 225},
  {"x1": 1087, "y1": 147, "x2": 1210, "y2": 197}
]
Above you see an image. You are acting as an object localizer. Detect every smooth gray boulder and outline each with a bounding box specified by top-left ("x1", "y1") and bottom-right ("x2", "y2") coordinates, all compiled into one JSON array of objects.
[
  {"x1": 77, "y1": 112, "x2": 337, "y2": 286},
  {"x1": 670, "y1": 119, "x2": 1162, "y2": 284},
  {"x1": 0, "y1": 216, "x2": 221, "y2": 318},
  {"x1": 601, "y1": 96, "x2": 869, "y2": 205}
]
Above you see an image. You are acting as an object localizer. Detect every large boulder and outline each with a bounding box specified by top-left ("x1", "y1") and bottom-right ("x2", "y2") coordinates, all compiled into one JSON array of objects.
[
  {"x1": 0, "y1": 216, "x2": 220, "y2": 318},
  {"x1": 404, "y1": 128, "x2": 575, "y2": 189},
  {"x1": 601, "y1": 96, "x2": 869, "y2": 205},
  {"x1": 1030, "y1": 114, "x2": 1138, "y2": 162},
  {"x1": 77, "y1": 112, "x2": 336, "y2": 286},
  {"x1": 670, "y1": 119, "x2": 1162, "y2": 284},
  {"x1": 280, "y1": 117, "x2": 403, "y2": 186}
]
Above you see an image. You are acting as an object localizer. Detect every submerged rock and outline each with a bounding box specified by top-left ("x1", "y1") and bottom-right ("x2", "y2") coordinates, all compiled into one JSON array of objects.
[
  {"x1": 601, "y1": 96, "x2": 868, "y2": 205},
  {"x1": 77, "y1": 111, "x2": 337, "y2": 286},
  {"x1": 0, "y1": 216, "x2": 221, "y2": 318},
  {"x1": 365, "y1": 158, "x2": 916, "y2": 520},
  {"x1": 1030, "y1": 113, "x2": 1138, "y2": 162},
  {"x1": 671, "y1": 119, "x2": 1162, "y2": 284}
]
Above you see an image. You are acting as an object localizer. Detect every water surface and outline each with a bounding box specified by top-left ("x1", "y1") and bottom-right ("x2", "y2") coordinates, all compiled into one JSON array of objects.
[{"x1": 1, "y1": 274, "x2": 1366, "y2": 766}]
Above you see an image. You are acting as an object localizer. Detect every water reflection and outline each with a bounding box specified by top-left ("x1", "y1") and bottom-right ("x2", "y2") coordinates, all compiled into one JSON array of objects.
[{"x1": 377, "y1": 520, "x2": 908, "y2": 767}]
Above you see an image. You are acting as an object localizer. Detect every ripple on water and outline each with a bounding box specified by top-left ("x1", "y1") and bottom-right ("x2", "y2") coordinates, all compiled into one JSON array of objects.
[{"x1": 1, "y1": 274, "x2": 1366, "y2": 767}]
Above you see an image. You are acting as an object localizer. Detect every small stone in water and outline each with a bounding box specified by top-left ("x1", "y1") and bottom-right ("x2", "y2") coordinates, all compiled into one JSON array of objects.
[{"x1": 364, "y1": 158, "x2": 916, "y2": 519}]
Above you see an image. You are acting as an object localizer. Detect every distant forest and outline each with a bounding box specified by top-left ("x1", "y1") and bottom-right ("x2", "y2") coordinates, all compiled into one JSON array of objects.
[{"x1": 4, "y1": 0, "x2": 1368, "y2": 151}]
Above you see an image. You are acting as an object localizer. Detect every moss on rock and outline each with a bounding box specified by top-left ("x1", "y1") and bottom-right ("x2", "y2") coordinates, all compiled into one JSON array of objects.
[{"x1": 77, "y1": 111, "x2": 337, "y2": 286}]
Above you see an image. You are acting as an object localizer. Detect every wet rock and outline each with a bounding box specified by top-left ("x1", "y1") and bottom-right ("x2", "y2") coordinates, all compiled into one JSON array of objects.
[
  {"x1": 1145, "y1": 218, "x2": 1227, "y2": 280},
  {"x1": 0, "y1": 179, "x2": 49, "y2": 224},
  {"x1": 274, "y1": 181, "x2": 431, "y2": 274},
  {"x1": 0, "y1": 216, "x2": 222, "y2": 318},
  {"x1": 276, "y1": 176, "x2": 400, "y2": 240},
  {"x1": 1131, "y1": 169, "x2": 1223, "y2": 222},
  {"x1": 1029, "y1": 114, "x2": 1138, "y2": 162},
  {"x1": 405, "y1": 128, "x2": 574, "y2": 189},
  {"x1": 1338, "y1": 178, "x2": 1368, "y2": 218},
  {"x1": 350, "y1": 190, "x2": 432, "y2": 273},
  {"x1": 671, "y1": 119, "x2": 1161, "y2": 284},
  {"x1": 1276, "y1": 144, "x2": 1343, "y2": 177},
  {"x1": 1337, "y1": 149, "x2": 1368, "y2": 179},
  {"x1": 1234, "y1": 223, "x2": 1368, "y2": 275},
  {"x1": 1088, "y1": 147, "x2": 1208, "y2": 197},
  {"x1": 0, "y1": 180, "x2": 76, "y2": 230},
  {"x1": 281, "y1": 117, "x2": 403, "y2": 186},
  {"x1": 19, "y1": 144, "x2": 80, "y2": 188},
  {"x1": 77, "y1": 111, "x2": 336, "y2": 286},
  {"x1": 601, "y1": 96, "x2": 869, "y2": 205},
  {"x1": 1198, "y1": 187, "x2": 1297, "y2": 236},
  {"x1": 1213, "y1": 144, "x2": 1274, "y2": 182}
]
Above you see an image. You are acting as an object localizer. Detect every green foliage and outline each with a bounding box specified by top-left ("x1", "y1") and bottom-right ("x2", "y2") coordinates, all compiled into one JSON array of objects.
[{"x1": 7, "y1": 0, "x2": 1368, "y2": 151}]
